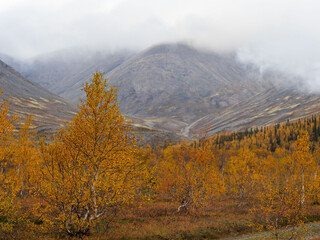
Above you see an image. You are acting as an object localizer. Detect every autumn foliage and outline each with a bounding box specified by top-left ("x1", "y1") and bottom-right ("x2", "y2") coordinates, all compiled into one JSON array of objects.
[
  {"x1": 157, "y1": 140, "x2": 223, "y2": 212},
  {"x1": 2, "y1": 73, "x2": 320, "y2": 239},
  {"x1": 38, "y1": 73, "x2": 145, "y2": 236}
]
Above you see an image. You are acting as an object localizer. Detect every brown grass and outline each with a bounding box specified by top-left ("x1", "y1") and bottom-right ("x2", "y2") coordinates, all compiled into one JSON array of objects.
[
  {"x1": 92, "y1": 199, "x2": 253, "y2": 240},
  {"x1": 3, "y1": 198, "x2": 320, "y2": 239}
]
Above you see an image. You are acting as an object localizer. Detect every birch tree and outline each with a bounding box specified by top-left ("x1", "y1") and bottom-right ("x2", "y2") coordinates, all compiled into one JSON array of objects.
[{"x1": 39, "y1": 73, "x2": 144, "y2": 236}]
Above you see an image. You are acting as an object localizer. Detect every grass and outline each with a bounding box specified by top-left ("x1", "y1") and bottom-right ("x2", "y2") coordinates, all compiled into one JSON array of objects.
[
  {"x1": 92, "y1": 199, "x2": 253, "y2": 240},
  {"x1": 2, "y1": 198, "x2": 320, "y2": 239}
]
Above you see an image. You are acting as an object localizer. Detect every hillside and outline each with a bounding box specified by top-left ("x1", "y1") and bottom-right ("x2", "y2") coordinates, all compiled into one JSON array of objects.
[
  {"x1": 18, "y1": 44, "x2": 285, "y2": 134},
  {"x1": 105, "y1": 44, "x2": 277, "y2": 123},
  {"x1": 12, "y1": 48, "x2": 135, "y2": 102},
  {"x1": 11, "y1": 43, "x2": 320, "y2": 138},
  {"x1": 0, "y1": 59, "x2": 76, "y2": 132},
  {"x1": 189, "y1": 87, "x2": 320, "y2": 137}
]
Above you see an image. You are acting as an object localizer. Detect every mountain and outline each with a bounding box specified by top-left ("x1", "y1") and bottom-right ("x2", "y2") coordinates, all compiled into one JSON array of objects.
[
  {"x1": 18, "y1": 44, "x2": 284, "y2": 133},
  {"x1": 105, "y1": 44, "x2": 278, "y2": 123},
  {"x1": 189, "y1": 87, "x2": 320, "y2": 137},
  {"x1": 0, "y1": 53, "x2": 21, "y2": 69},
  {"x1": 0, "y1": 59, "x2": 76, "y2": 132},
  {"x1": 15, "y1": 48, "x2": 135, "y2": 101},
  {"x1": 13, "y1": 43, "x2": 319, "y2": 139}
]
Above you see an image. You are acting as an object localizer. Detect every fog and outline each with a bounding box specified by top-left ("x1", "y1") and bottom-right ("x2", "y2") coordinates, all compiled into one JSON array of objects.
[{"x1": 1, "y1": 0, "x2": 320, "y2": 89}]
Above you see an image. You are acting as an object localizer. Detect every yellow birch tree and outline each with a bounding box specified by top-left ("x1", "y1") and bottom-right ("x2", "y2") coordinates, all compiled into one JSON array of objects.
[
  {"x1": 158, "y1": 141, "x2": 223, "y2": 212},
  {"x1": 0, "y1": 93, "x2": 20, "y2": 234},
  {"x1": 252, "y1": 132, "x2": 315, "y2": 239},
  {"x1": 225, "y1": 148, "x2": 259, "y2": 206},
  {"x1": 38, "y1": 73, "x2": 144, "y2": 236}
]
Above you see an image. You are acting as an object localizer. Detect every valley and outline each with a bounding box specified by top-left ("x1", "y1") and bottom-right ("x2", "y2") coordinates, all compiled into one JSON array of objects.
[
  {"x1": 3, "y1": 1, "x2": 320, "y2": 239},
  {"x1": 3, "y1": 43, "x2": 320, "y2": 239},
  {"x1": 6, "y1": 43, "x2": 312, "y2": 138}
]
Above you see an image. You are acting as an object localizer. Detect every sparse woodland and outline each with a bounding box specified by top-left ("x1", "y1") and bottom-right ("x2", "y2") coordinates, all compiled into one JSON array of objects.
[{"x1": 2, "y1": 73, "x2": 320, "y2": 239}]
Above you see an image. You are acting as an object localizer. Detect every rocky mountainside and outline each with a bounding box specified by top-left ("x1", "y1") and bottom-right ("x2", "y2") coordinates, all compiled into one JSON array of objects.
[
  {"x1": 189, "y1": 87, "x2": 320, "y2": 137},
  {"x1": 10, "y1": 43, "x2": 319, "y2": 138},
  {"x1": 0, "y1": 59, "x2": 76, "y2": 132},
  {"x1": 14, "y1": 48, "x2": 135, "y2": 102},
  {"x1": 17, "y1": 44, "x2": 285, "y2": 133},
  {"x1": 105, "y1": 44, "x2": 275, "y2": 122}
]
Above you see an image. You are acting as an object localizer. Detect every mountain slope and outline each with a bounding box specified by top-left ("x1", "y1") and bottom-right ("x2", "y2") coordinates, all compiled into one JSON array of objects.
[
  {"x1": 0, "y1": 59, "x2": 76, "y2": 131},
  {"x1": 189, "y1": 87, "x2": 320, "y2": 137},
  {"x1": 15, "y1": 48, "x2": 135, "y2": 102},
  {"x1": 14, "y1": 43, "x2": 305, "y2": 135},
  {"x1": 105, "y1": 44, "x2": 276, "y2": 124}
]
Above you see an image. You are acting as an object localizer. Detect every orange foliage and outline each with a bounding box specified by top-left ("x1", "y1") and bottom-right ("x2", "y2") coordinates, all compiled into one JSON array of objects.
[
  {"x1": 157, "y1": 140, "x2": 224, "y2": 212},
  {"x1": 37, "y1": 73, "x2": 145, "y2": 236}
]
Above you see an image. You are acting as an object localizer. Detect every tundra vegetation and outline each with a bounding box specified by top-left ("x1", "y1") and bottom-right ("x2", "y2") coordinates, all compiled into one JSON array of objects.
[{"x1": 2, "y1": 73, "x2": 320, "y2": 239}]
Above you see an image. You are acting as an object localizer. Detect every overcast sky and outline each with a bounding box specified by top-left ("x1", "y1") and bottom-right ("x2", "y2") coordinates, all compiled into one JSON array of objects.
[{"x1": 1, "y1": 0, "x2": 320, "y2": 87}]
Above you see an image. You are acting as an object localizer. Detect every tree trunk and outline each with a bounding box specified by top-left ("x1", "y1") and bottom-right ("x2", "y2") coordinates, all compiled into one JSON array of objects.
[
  {"x1": 177, "y1": 190, "x2": 192, "y2": 212},
  {"x1": 301, "y1": 171, "x2": 305, "y2": 207}
]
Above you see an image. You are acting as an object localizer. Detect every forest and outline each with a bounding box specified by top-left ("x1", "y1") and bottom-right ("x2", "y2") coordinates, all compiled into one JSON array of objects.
[{"x1": 1, "y1": 73, "x2": 320, "y2": 239}]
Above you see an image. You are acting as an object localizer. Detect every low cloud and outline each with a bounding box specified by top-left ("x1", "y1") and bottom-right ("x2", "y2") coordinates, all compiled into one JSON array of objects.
[{"x1": 1, "y1": 0, "x2": 320, "y2": 88}]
